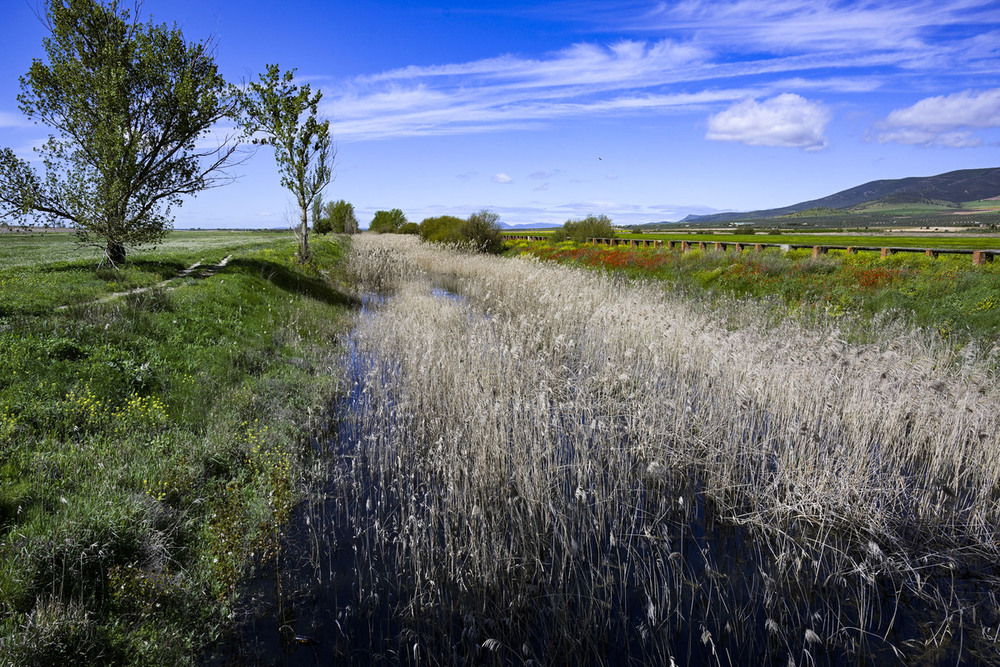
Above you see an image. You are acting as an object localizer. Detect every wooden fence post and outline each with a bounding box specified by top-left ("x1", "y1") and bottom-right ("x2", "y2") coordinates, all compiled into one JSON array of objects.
[
  {"x1": 881, "y1": 248, "x2": 892, "y2": 259},
  {"x1": 813, "y1": 246, "x2": 826, "y2": 258},
  {"x1": 973, "y1": 250, "x2": 993, "y2": 265}
]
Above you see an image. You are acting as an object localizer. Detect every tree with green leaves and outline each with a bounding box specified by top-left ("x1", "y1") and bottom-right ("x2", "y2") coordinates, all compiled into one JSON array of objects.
[
  {"x1": 311, "y1": 196, "x2": 331, "y2": 234},
  {"x1": 0, "y1": 0, "x2": 241, "y2": 265},
  {"x1": 239, "y1": 64, "x2": 334, "y2": 262},
  {"x1": 551, "y1": 214, "x2": 616, "y2": 244},
  {"x1": 462, "y1": 209, "x2": 505, "y2": 253},
  {"x1": 419, "y1": 215, "x2": 465, "y2": 243},
  {"x1": 322, "y1": 199, "x2": 355, "y2": 234},
  {"x1": 370, "y1": 208, "x2": 406, "y2": 233}
]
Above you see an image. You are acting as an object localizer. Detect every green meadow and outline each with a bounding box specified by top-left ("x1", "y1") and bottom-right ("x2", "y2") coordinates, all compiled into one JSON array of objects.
[{"x1": 0, "y1": 230, "x2": 353, "y2": 664}]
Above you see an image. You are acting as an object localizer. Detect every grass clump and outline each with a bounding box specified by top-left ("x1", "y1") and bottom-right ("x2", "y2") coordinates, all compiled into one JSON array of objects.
[{"x1": 0, "y1": 230, "x2": 354, "y2": 664}]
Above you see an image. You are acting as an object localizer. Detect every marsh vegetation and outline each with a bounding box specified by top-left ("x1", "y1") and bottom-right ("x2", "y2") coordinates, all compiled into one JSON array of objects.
[{"x1": 234, "y1": 234, "x2": 1000, "y2": 665}]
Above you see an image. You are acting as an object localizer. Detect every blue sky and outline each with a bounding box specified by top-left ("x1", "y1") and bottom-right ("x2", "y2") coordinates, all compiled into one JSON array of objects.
[{"x1": 2, "y1": 0, "x2": 1000, "y2": 229}]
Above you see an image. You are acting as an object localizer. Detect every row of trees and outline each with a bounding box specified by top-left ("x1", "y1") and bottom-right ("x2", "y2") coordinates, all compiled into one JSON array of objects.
[
  {"x1": 0, "y1": 0, "x2": 336, "y2": 265},
  {"x1": 366, "y1": 209, "x2": 614, "y2": 253},
  {"x1": 368, "y1": 208, "x2": 506, "y2": 254}
]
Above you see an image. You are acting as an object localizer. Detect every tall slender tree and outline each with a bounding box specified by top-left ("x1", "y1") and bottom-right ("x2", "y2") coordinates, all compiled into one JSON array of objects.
[
  {"x1": 0, "y1": 0, "x2": 241, "y2": 264},
  {"x1": 239, "y1": 64, "x2": 334, "y2": 262}
]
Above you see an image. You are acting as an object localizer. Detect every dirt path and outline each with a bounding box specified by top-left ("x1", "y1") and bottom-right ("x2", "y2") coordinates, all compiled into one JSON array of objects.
[{"x1": 57, "y1": 254, "x2": 232, "y2": 310}]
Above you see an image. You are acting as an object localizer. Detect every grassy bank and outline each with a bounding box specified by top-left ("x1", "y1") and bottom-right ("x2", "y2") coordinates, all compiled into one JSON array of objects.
[
  {"x1": 512, "y1": 239, "x2": 1000, "y2": 343},
  {"x1": 0, "y1": 231, "x2": 354, "y2": 664}
]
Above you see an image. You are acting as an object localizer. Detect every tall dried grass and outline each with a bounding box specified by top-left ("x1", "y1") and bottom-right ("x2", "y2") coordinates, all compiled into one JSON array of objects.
[{"x1": 321, "y1": 233, "x2": 1000, "y2": 664}]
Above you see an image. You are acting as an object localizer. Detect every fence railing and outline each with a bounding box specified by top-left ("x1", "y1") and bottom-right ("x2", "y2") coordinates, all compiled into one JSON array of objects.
[{"x1": 500, "y1": 235, "x2": 999, "y2": 265}]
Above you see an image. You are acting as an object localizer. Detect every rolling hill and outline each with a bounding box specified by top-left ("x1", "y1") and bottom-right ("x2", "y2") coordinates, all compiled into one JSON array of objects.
[{"x1": 681, "y1": 167, "x2": 1000, "y2": 224}]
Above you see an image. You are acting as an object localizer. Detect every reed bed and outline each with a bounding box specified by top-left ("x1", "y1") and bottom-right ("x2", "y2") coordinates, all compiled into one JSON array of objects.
[{"x1": 314, "y1": 234, "x2": 1000, "y2": 664}]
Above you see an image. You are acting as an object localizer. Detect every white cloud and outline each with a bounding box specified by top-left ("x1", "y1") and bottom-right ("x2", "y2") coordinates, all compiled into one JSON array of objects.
[
  {"x1": 886, "y1": 88, "x2": 1000, "y2": 130},
  {"x1": 493, "y1": 173, "x2": 513, "y2": 184},
  {"x1": 875, "y1": 88, "x2": 1000, "y2": 146},
  {"x1": 706, "y1": 94, "x2": 829, "y2": 150}
]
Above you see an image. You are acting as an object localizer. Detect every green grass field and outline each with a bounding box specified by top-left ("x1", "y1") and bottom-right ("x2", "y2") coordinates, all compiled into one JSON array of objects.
[
  {"x1": 0, "y1": 230, "x2": 354, "y2": 664},
  {"x1": 0, "y1": 228, "x2": 291, "y2": 268}
]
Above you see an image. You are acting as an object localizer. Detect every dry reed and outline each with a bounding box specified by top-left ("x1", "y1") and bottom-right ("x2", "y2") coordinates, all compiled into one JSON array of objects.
[{"x1": 317, "y1": 234, "x2": 1000, "y2": 664}]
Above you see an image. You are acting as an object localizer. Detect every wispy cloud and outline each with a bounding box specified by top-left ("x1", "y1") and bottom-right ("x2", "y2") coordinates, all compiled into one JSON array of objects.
[
  {"x1": 618, "y1": 0, "x2": 1000, "y2": 65},
  {"x1": 324, "y1": 33, "x2": 870, "y2": 142},
  {"x1": 493, "y1": 173, "x2": 513, "y2": 184},
  {"x1": 874, "y1": 129, "x2": 981, "y2": 148},
  {"x1": 319, "y1": 1, "x2": 999, "y2": 143},
  {"x1": 326, "y1": 39, "x2": 734, "y2": 141},
  {"x1": 706, "y1": 94, "x2": 829, "y2": 150}
]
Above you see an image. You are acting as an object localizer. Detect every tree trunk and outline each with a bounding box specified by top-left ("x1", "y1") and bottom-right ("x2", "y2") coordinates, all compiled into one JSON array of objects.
[
  {"x1": 106, "y1": 239, "x2": 126, "y2": 265},
  {"x1": 299, "y1": 207, "x2": 310, "y2": 262}
]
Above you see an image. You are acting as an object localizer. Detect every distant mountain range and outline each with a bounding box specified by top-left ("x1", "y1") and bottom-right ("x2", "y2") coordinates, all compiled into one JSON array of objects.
[{"x1": 680, "y1": 167, "x2": 1000, "y2": 224}]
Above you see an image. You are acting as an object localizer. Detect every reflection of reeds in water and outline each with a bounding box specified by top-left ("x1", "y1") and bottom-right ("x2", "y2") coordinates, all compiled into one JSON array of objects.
[{"x1": 310, "y1": 234, "x2": 1000, "y2": 664}]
